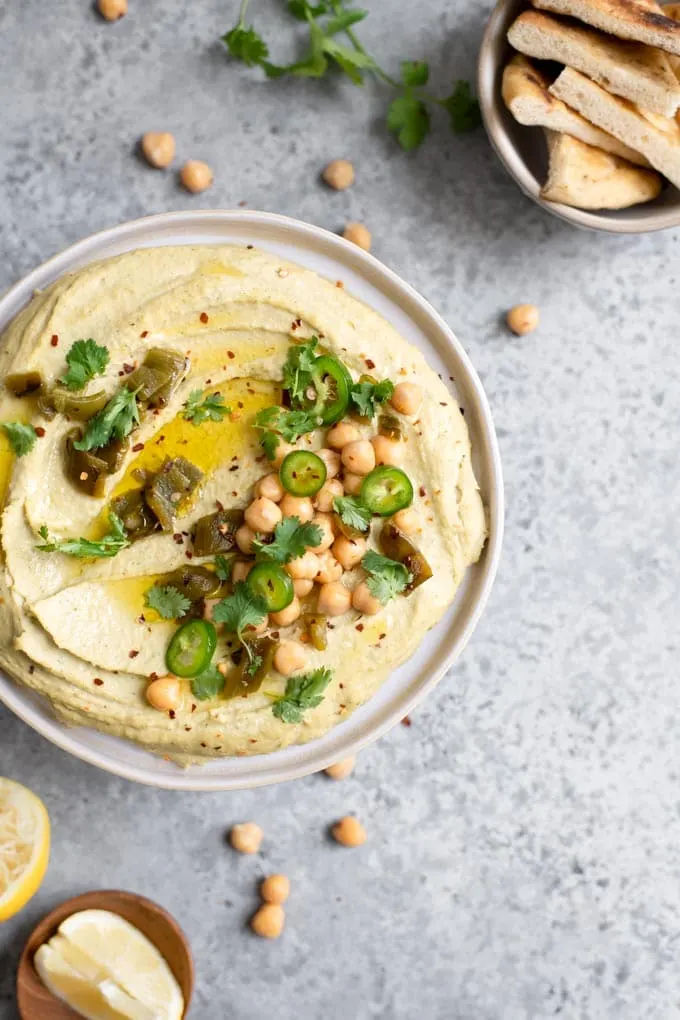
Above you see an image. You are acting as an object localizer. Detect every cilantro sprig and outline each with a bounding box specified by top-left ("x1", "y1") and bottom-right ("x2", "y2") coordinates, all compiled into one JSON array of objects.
[
  {"x1": 212, "y1": 582, "x2": 268, "y2": 661},
  {"x1": 349, "y1": 378, "x2": 394, "y2": 418},
  {"x1": 2, "y1": 422, "x2": 37, "y2": 457},
  {"x1": 215, "y1": 554, "x2": 235, "y2": 582},
  {"x1": 60, "y1": 339, "x2": 110, "y2": 391},
  {"x1": 183, "y1": 389, "x2": 231, "y2": 426},
  {"x1": 36, "y1": 512, "x2": 130, "y2": 559},
  {"x1": 222, "y1": 0, "x2": 481, "y2": 151},
  {"x1": 191, "y1": 663, "x2": 226, "y2": 701},
  {"x1": 282, "y1": 337, "x2": 319, "y2": 402},
  {"x1": 73, "y1": 387, "x2": 140, "y2": 452},
  {"x1": 272, "y1": 666, "x2": 333, "y2": 723},
  {"x1": 252, "y1": 516, "x2": 323, "y2": 564},
  {"x1": 254, "y1": 405, "x2": 321, "y2": 460},
  {"x1": 144, "y1": 584, "x2": 192, "y2": 620},
  {"x1": 361, "y1": 549, "x2": 411, "y2": 604},
  {"x1": 333, "y1": 495, "x2": 372, "y2": 533}
]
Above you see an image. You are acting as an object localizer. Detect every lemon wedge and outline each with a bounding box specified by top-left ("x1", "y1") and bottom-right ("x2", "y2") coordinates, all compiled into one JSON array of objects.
[
  {"x1": 0, "y1": 777, "x2": 50, "y2": 922},
  {"x1": 35, "y1": 909, "x2": 184, "y2": 1020}
]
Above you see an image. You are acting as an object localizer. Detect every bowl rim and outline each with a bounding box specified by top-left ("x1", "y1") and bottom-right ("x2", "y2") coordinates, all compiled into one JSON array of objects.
[
  {"x1": 477, "y1": 0, "x2": 680, "y2": 234},
  {"x1": 0, "y1": 209, "x2": 504, "y2": 790}
]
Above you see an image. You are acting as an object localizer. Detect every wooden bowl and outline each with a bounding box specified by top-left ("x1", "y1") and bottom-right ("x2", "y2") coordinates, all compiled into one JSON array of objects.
[{"x1": 16, "y1": 890, "x2": 194, "y2": 1019}]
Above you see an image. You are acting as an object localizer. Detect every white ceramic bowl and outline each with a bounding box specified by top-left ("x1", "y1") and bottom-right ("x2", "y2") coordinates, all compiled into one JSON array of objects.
[
  {"x1": 0, "y1": 211, "x2": 503, "y2": 790},
  {"x1": 478, "y1": 0, "x2": 680, "y2": 233}
]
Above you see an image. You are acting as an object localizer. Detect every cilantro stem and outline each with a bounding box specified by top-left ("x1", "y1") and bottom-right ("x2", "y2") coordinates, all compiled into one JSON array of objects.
[
  {"x1": 238, "y1": 0, "x2": 250, "y2": 27},
  {"x1": 329, "y1": 0, "x2": 399, "y2": 88}
]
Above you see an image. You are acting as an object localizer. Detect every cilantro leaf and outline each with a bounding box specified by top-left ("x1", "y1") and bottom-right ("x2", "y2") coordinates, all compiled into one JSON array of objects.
[
  {"x1": 36, "y1": 512, "x2": 129, "y2": 559},
  {"x1": 215, "y1": 554, "x2": 235, "y2": 582},
  {"x1": 387, "y1": 95, "x2": 431, "y2": 151},
  {"x1": 223, "y1": 23, "x2": 270, "y2": 66},
  {"x1": 349, "y1": 378, "x2": 394, "y2": 418},
  {"x1": 191, "y1": 663, "x2": 226, "y2": 701},
  {"x1": 244, "y1": 652, "x2": 263, "y2": 678},
  {"x1": 442, "y1": 80, "x2": 481, "y2": 134},
  {"x1": 272, "y1": 667, "x2": 333, "y2": 723},
  {"x1": 2, "y1": 422, "x2": 37, "y2": 457},
  {"x1": 254, "y1": 406, "x2": 321, "y2": 447},
  {"x1": 288, "y1": 0, "x2": 329, "y2": 19},
  {"x1": 144, "y1": 584, "x2": 191, "y2": 620},
  {"x1": 252, "y1": 516, "x2": 323, "y2": 564},
  {"x1": 73, "y1": 387, "x2": 140, "y2": 452},
  {"x1": 401, "y1": 60, "x2": 429, "y2": 87},
  {"x1": 60, "y1": 339, "x2": 110, "y2": 391},
  {"x1": 260, "y1": 430, "x2": 281, "y2": 461},
  {"x1": 182, "y1": 390, "x2": 230, "y2": 426},
  {"x1": 282, "y1": 337, "x2": 319, "y2": 403},
  {"x1": 333, "y1": 495, "x2": 372, "y2": 533},
  {"x1": 361, "y1": 549, "x2": 411, "y2": 604},
  {"x1": 324, "y1": 9, "x2": 368, "y2": 35},
  {"x1": 212, "y1": 582, "x2": 268, "y2": 641},
  {"x1": 322, "y1": 36, "x2": 374, "y2": 84}
]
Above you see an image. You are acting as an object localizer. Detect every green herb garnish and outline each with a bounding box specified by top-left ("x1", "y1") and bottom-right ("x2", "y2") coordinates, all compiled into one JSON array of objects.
[
  {"x1": 212, "y1": 582, "x2": 268, "y2": 648},
  {"x1": 191, "y1": 663, "x2": 226, "y2": 701},
  {"x1": 272, "y1": 667, "x2": 333, "y2": 723},
  {"x1": 215, "y1": 554, "x2": 235, "y2": 582},
  {"x1": 254, "y1": 405, "x2": 321, "y2": 460},
  {"x1": 252, "y1": 516, "x2": 322, "y2": 564},
  {"x1": 60, "y1": 339, "x2": 110, "y2": 391},
  {"x1": 333, "y1": 495, "x2": 372, "y2": 532},
  {"x1": 349, "y1": 378, "x2": 394, "y2": 418},
  {"x1": 282, "y1": 337, "x2": 319, "y2": 403},
  {"x1": 2, "y1": 422, "x2": 37, "y2": 457},
  {"x1": 144, "y1": 584, "x2": 192, "y2": 620},
  {"x1": 182, "y1": 390, "x2": 231, "y2": 426},
  {"x1": 73, "y1": 387, "x2": 140, "y2": 452},
  {"x1": 36, "y1": 512, "x2": 129, "y2": 559},
  {"x1": 361, "y1": 549, "x2": 411, "y2": 604}
]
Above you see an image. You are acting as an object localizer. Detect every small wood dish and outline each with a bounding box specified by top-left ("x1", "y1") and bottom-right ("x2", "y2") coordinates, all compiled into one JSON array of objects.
[{"x1": 16, "y1": 889, "x2": 194, "y2": 1019}]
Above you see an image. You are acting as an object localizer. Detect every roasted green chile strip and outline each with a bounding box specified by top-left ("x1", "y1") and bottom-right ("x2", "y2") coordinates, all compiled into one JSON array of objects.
[
  {"x1": 379, "y1": 521, "x2": 433, "y2": 593},
  {"x1": 192, "y1": 508, "x2": 244, "y2": 557}
]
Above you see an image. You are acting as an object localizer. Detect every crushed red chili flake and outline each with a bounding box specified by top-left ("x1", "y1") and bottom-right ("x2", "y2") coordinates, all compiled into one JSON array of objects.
[
  {"x1": 205, "y1": 378, "x2": 212, "y2": 385},
  {"x1": 255, "y1": 455, "x2": 265, "y2": 463},
  {"x1": 249, "y1": 738, "x2": 257, "y2": 744},
  {"x1": 246, "y1": 245, "x2": 254, "y2": 250},
  {"x1": 459, "y1": 407, "x2": 465, "y2": 416},
  {"x1": 419, "y1": 486, "x2": 426, "y2": 497},
  {"x1": 129, "y1": 650, "x2": 139, "y2": 659},
  {"x1": 93, "y1": 678, "x2": 104, "y2": 686},
  {"x1": 50, "y1": 335, "x2": 59, "y2": 347},
  {"x1": 191, "y1": 703, "x2": 197, "y2": 713},
  {"x1": 336, "y1": 281, "x2": 344, "y2": 289},
  {"x1": 231, "y1": 490, "x2": 237, "y2": 497},
  {"x1": 35, "y1": 427, "x2": 46, "y2": 438},
  {"x1": 237, "y1": 401, "x2": 244, "y2": 409},
  {"x1": 122, "y1": 363, "x2": 135, "y2": 374},
  {"x1": 118, "y1": 370, "x2": 125, "y2": 377},
  {"x1": 149, "y1": 672, "x2": 159, "y2": 681},
  {"x1": 291, "y1": 320, "x2": 298, "y2": 331},
  {"x1": 132, "y1": 442, "x2": 144, "y2": 453},
  {"x1": 439, "y1": 402, "x2": 447, "y2": 406},
  {"x1": 173, "y1": 533, "x2": 184, "y2": 544},
  {"x1": 355, "y1": 623, "x2": 364, "y2": 632},
  {"x1": 227, "y1": 350, "x2": 235, "y2": 359},
  {"x1": 141, "y1": 330, "x2": 149, "y2": 338},
  {"x1": 185, "y1": 726, "x2": 192, "y2": 732},
  {"x1": 200, "y1": 742, "x2": 207, "y2": 748},
  {"x1": 214, "y1": 746, "x2": 222, "y2": 751},
  {"x1": 200, "y1": 312, "x2": 209, "y2": 324},
  {"x1": 401, "y1": 715, "x2": 412, "y2": 727},
  {"x1": 169, "y1": 709, "x2": 176, "y2": 719},
  {"x1": 185, "y1": 551, "x2": 193, "y2": 559},
  {"x1": 139, "y1": 614, "x2": 146, "y2": 623},
  {"x1": 339, "y1": 682, "x2": 344, "y2": 689},
  {"x1": 229, "y1": 465, "x2": 239, "y2": 472},
  {"x1": 270, "y1": 630, "x2": 280, "y2": 640},
  {"x1": 28, "y1": 665, "x2": 35, "y2": 674},
  {"x1": 327, "y1": 622, "x2": 335, "y2": 629},
  {"x1": 365, "y1": 358, "x2": 375, "y2": 370}
]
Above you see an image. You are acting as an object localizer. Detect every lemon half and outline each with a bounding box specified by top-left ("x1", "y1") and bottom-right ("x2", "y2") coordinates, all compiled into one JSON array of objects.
[{"x1": 0, "y1": 777, "x2": 50, "y2": 922}]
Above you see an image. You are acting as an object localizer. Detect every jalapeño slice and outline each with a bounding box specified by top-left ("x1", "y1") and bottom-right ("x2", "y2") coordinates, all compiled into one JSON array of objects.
[
  {"x1": 360, "y1": 466, "x2": 413, "y2": 517},
  {"x1": 298, "y1": 355, "x2": 351, "y2": 425},
  {"x1": 165, "y1": 619, "x2": 217, "y2": 677},
  {"x1": 247, "y1": 562, "x2": 295, "y2": 612},
  {"x1": 280, "y1": 450, "x2": 327, "y2": 497}
]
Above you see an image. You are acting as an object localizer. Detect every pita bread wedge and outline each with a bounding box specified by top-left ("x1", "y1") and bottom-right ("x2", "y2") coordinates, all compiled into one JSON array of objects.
[
  {"x1": 502, "y1": 56, "x2": 650, "y2": 164},
  {"x1": 662, "y1": 3, "x2": 680, "y2": 76},
  {"x1": 550, "y1": 66, "x2": 680, "y2": 185},
  {"x1": 541, "y1": 130, "x2": 663, "y2": 206},
  {"x1": 508, "y1": 10, "x2": 680, "y2": 115},
  {"x1": 532, "y1": 0, "x2": 680, "y2": 55}
]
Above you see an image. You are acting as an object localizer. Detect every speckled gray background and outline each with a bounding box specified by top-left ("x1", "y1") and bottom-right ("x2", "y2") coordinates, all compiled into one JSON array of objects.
[{"x1": 1, "y1": 1, "x2": 679, "y2": 1018}]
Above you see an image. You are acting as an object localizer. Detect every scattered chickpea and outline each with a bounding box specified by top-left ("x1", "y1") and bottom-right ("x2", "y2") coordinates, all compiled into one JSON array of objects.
[
  {"x1": 286, "y1": 551, "x2": 320, "y2": 581},
  {"x1": 236, "y1": 524, "x2": 257, "y2": 555},
  {"x1": 245, "y1": 497, "x2": 282, "y2": 533},
  {"x1": 251, "y1": 903, "x2": 285, "y2": 939},
  {"x1": 255, "y1": 473, "x2": 285, "y2": 502},
  {"x1": 392, "y1": 507, "x2": 420, "y2": 535},
  {"x1": 315, "y1": 477, "x2": 344, "y2": 513},
  {"x1": 332, "y1": 533, "x2": 367, "y2": 571},
  {"x1": 293, "y1": 578, "x2": 314, "y2": 597},
  {"x1": 314, "y1": 551, "x2": 343, "y2": 585},
  {"x1": 180, "y1": 160, "x2": 214, "y2": 194},
  {"x1": 352, "y1": 581, "x2": 381, "y2": 616},
  {"x1": 322, "y1": 159, "x2": 355, "y2": 191},
  {"x1": 231, "y1": 561, "x2": 253, "y2": 584},
  {"x1": 506, "y1": 303, "x2": 539, "y2": 336},
  {"x1": 310, "y1": 513, "x2": 335, "y2": 552},
  {"x1": 230, "y1": 822, "x2": 264, "y2": 854},
  {"x1": 390, "y1": 381, "x2": 423, "y2": 416},
  {"x1": 270, "y1": 597, "x2": 301, "y2": 628},
  {"x1": 274, "y1": 641, "x2": 307, "y2": 676},
  {"x1": 140, "y1": 131, "x2": 175, "y2": 169},
  {"x1": 327, "y1": 421, "x2": 359, "y2": 450},
  {"x1": 260, "y1": 874, "x2": 291, "y2": 905},
  {"x1": 332, "y1": 816, "x2": 367, "y2": 847},
  {"x1": 372, "y1": 434, "x2": 403, "y2": 467},
  {"x1": 317, "y1": 580, "x2": 351, "y2": 616},
  {"x1": 342, "y1": 440, "x2": 375, "y2": 475},
  {"x1": 325, "y1": 756, "x2": 356, "y2": 780},
  {"x1": 98, "y1": 0, "x2": 127, "y2": 20},
  {"x1": 280, "y1": 494, "x2": 314, "y2": 522},
  {"x1": 146, "y1": 676, "x2": 182, "y2": 712},
  {"x1": 343, "y1": 222, "x2": 371, "y2": 251},
  {"x1": 343, "y1": 471, "x2": 363, "y2": 496},
  {"x1": 317, "y1": 447, "x2": 341, "y2": 478}
]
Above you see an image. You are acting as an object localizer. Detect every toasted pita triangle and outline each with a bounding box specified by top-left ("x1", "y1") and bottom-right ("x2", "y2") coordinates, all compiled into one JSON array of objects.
[
  {"x1": 541, "y1": 130, "x2": 662, "y2": 206},
  {"x1": 532, "y1": 0, "x2": 680, "y2": 56}
]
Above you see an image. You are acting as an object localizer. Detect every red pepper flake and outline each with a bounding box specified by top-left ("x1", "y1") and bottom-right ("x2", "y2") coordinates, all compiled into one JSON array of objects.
[
  {"x1": 185, "y1": 551, "x2": 193, "y2": 559},
  {"x1": 129, "y1": 650, "x2": 139, "y2": 659},
  {"x1": 168, "y1": 709, "x2": 176, "y2": 719},
  {"x1": 93, "y1": 677, "x2": 104, "y2": 686},
  {"x1": 339, "y1": 682, "x2": 344, "y2": 689},
  {"x1": 214, "y1": 746, "x2": 222, "y2": 751},
  {"x1": 149, "y1": 672, "x2": 159, "y2": 682},
  {"x1": 132, "y1": 442, "x2": 144, "y2": 453},
  {"x1": 355, "y1": 623, "x2": 364, "y2": 632},
  {"x1": 200, "y1": 742, "x2": 207, "y2": 748},
  {"x1": 327, "y1": 623, "x2": 335, "y2": 629},
  {"x1": 118, "y1": 370, "x2": 125, "y2": 377},
  {"x1": 191, "y1": 703, "x2": 197, "y2": 713},
  {"x1": 255, "y1": 455, "x2": 265, "y2": 463},
  {"x1": 140, "y1": 330, "x2": 149, "y2": 338},
  {"x1": 229, "y1": 465, "x2": 239, "y2": 472},
  {"x1": 139, "y1": 614, "x2": 146, "y2": 623},
  {"x1": 173, "y1": 533, "x2": 184, "y2": 545},
  {"x1": 459, "y1": 407, "x2": 465, "y2": 416},
  {"x1": 122, "y1": 362, "x2": 135, "y2": 374},
  {"x1": 35, "y1": 426, "x2": 46, "y2": 438},
  {"x1": 237, "y1": 401, "x2": 244, "y2": 409},
  {"x1": 185, "y1": 726, "x2": 192, "y2": 732},
  {"x1": 419, "y1": 486, "x2": 426, "y2": 498},
  {"x1": 291, "y1": 321, "x2": 298, "y2": 331},
  {"x1": 439, "y1": 402, "x2": 447, "y2": 407},
  {"x1": 365, "y1": 358, "x2": 376, "y2": 370},
  {"x1": 270, "y1": 630, "x2": 280, "y2": 640},
  {"x1": 336, "y1": 281, "x2": 344, "y2": 289},
  {"x1": 200, "y1": 312, "x2": 209, "y2": 324},
  {"x1": 227, "y1": 350, "x2": 235, "y2": 359},
  {"x1": 379, "y1": 632, "x2": 386, "y2": 640},
  {"x1": 231, "y1": 490, "x2": 237, "y2": 497},
  {"x1": 401, "y1": 715, "x2": 412, "y2": 727},
  {"x1": 50, "y1": 334, "x2": 59, "y2": 347},
  {"x1": 249, "y1": 738, "x2": 257, "y2": 744},
  {"x1": 246, "y1": 245, "x2": 254, "y2": 250}
]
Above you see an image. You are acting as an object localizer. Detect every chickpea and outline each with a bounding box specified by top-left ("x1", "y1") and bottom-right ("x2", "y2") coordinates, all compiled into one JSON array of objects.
[
  {"x1": 315, "y1": 477, "x2": 344, "y2": 513},
  {"x1": 293, "y1": 578, "x2": 314, "y2": 597},
  {"x1": 251, "y1": 903, "x2": 285, "y2": 939},
  {"x1": 332, "y1": 816, "x2": 367, "y2": 847},
  {"x1": 322, "y1": 159, "x2": 355, "y2": 191},
  {"x1": 352, "y1": 581, "x2": 381, "y2": 616},
  {"x1": 260, "y1": 874, "x2": 290, "y2": 905},
  {"x1": 314, "y1": 551, "x2": 343, "y2": 585},
  {"x1": 390, "y1": 381, "x2": 423, "y2": 416},
  {"x1": 98, "y1": 0, "x2": 127, "y2": 19},
  {"x1": 140, "y1": 131, "x2": 175, "y2": 169},
  {"x1": 280, "y1": 494, "x2": 314, "y2": 523},
  {"x1": 231, "y1": 561, "x2": 253, "y2": 584},
  {"x1": 371, "y1": 434, "x2": 403, "y2": 467},
  {"x1": 146, "y1": 676, "x2": 182, "y2": 712},
  {"x1": 343, "y1": 471, "x2": 363, "y2": 495},
  {"x1": 310, "y1": 513, "x2": 334, "y2": 552},
  {"x1": 324, "y1": 756, "x2": 356, "y2": 780},
  {"x1": 317, "y1": 580, "x2": 351, "y2": 616},
  {"x1": 270, "y1": 596, "x2": 301, "y2": 627},
  {"x1": 286, "y1": 551, "x2": 320, "y2": 580},
  {"x1": 274, "y1": 641, "x2": 307, "y2": 676},
  {"x1": 332, "y1": 534, "x2": 366, "y2": 570},
  {"x1": 244, "y1": 615, "x2": 269, "y2": 636},
  {"x1": 342, "y1": 222, "x2": 371, "y2": 251},
  {"x1": 230, "y1": 822, "x2": 263, "y2": 854},
  {"x1": 245, "y1": 497, "x2": 282, "y2": 534},
  {"x1": 326, "y1": 422, "x2": 359, "y2": 450},
  {"x1": 506, "y1": 303, "x2": 539, "y2": 336},
  {"x1": 180, "y1": 160, "x2": 214, "y2": 194},
  {"x1": 341, "y1": 440, "x2": 375, "y2": 475},
  {"x1": 255, "y1": 473, "x2": 284, "y2": 502},
  {"x1": 317, "y1": 447, "x2": 341, "y2": 479},
  {"x1": 236, "y1": 524, "x2": 257, "y2": 555},
  {"x1": 392, "y1": 507, "x2": 420, "y2": 534},
  {"x1": 272, "y1": 439, "x2": 296, "y2": 468}
]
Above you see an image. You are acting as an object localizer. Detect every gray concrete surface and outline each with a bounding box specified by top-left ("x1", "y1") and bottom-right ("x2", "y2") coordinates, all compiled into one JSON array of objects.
[{"x1": 1, "y1": 1, "x2": 680, "y2": 1018}]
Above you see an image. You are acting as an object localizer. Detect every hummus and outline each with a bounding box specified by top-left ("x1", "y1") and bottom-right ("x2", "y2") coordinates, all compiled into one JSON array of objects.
[{"x1": 0, "y1": 245, "x2": 486, "y2": 765}]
